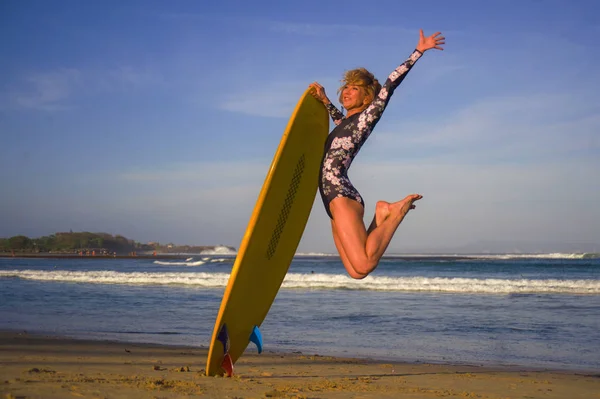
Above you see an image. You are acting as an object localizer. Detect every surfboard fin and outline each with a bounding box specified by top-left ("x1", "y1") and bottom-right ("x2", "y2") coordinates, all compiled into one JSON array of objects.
[
  {"x1": 217, "y1": 324, "x2": 231, "y2": 354},
  {"x1": 249, "y1": 325, "x2": 263, "y2": 354},
  {"x1": 221, "y1": 353, "x2": 234, "y2": 377},
  {"x1": 217, "y1": 324, "x2": 234, "y2": 376}
]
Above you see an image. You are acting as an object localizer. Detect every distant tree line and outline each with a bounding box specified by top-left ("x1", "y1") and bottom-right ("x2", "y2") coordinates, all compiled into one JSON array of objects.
[
  {"x1": 0, "y1": 232, "x2": 235, "y2": 255},
  {"x1": 0, "y1": 232, "x2": 153, "y2": 254}
]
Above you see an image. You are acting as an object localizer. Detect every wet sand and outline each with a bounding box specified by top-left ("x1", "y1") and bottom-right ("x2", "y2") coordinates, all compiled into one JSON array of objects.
[{"x1": 1, "y1": 331, "x2": 598, "y2": 399}]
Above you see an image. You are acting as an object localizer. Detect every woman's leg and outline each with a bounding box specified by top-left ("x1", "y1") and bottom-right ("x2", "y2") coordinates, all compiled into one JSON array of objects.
[
  {"x1": 331, "y1": 218, "x2": 368, "y2": 279},
  {"x1": 329, "y1": 194, "x2": 422, "y2": 279}
]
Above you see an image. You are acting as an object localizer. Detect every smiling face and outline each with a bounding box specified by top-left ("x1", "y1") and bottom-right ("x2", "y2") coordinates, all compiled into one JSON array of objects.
[
  {"x1": 341, "y1": 85, "x2": 369, "y2": 111},
  {"x1": 337, "y1": 68, "x2": 381, "y2": 114}
]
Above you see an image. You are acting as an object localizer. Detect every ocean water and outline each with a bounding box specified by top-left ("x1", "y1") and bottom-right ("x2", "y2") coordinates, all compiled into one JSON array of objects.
[{"x1": 1, "y1": 250, "x2": 599, "y2": 372}]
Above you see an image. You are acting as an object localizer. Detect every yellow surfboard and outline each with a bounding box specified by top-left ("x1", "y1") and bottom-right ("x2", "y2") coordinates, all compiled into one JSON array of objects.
[{"x1": 206, "y1": 89, "x2": 329, "y2": 376}]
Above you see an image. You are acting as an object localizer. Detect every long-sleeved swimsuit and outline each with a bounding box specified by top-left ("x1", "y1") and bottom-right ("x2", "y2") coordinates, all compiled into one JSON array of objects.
[{"x1": 319, "y1": 49, "x2": 423, "y2": 219}]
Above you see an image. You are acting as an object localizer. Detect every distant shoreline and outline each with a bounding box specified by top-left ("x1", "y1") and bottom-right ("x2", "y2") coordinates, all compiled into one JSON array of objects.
[
  {"x1": 0, "y1": 253, "x2": 228, "y2": 260},
  {"x1": 0, "y1": 253, "x2": 478, "y2": 261},
  {"x1": 2, "y1": 252, "x2": 596, "y2": 261}
]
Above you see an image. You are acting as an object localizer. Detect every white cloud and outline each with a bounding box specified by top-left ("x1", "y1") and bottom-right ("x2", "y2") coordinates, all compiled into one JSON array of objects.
[
  {"x1": 372, "y1": 89, "x2": 600, "y2": 162},
  {"x1": 118, "y1": 160, "x2": 268, "y2": 185},
  {"x1": 268, "y1": 21, "x2": 413, "y2": 37},
  {"x1": 155, "y1": 12, "x2": 414, "y2": 38},
  {"x1": 11, "y1": 68, "x2": 81, "y2": 111},
  {"x1": 7, "y1": 66, "x2": 162, "y2": 111},
  {"x1": 219, "y1": 81, "x2": 309, "y2": 118},
  {"x1": 106, "y1": 66, "x2": 162, "y2": 89}
]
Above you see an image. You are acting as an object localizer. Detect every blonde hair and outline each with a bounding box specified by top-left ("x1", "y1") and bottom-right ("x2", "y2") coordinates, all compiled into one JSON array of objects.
[{"x1": 337, "y1": 67, "x2": 381, "y2": 106}]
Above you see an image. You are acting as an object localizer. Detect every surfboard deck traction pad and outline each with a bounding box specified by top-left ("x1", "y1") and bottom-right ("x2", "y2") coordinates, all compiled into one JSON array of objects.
[{"x1": 266, "y1": 154, "x2": 306, "y2": 259}]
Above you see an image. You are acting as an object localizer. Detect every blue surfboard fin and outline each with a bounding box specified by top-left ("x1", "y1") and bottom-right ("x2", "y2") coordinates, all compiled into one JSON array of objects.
[
  {"x1": 249, "y1": 325, "x2": 263, "y2": 354},
  {"x1": 217, "y1": 324, "x2": 230, "y2": 354}
]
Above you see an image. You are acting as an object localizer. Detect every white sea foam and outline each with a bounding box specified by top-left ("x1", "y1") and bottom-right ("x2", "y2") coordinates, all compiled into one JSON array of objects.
[
  {"x1": 384, "y1": 253, "x2": 597, "y2": 260},
  {"x1": 294, "y1": 252, "x2": 337, "y2": 256},
  {"x1": 0, "y1": 270, "x2": 228, "y2": 287},
  {"x1": 153, "y1": 260, "x2": 205, "y2": 267},
  {"x1": 470, "y1": 253, "x2": 591, "y2": 260},
  {"x1": 283, "y1": 274, "x2": 600, "y2": 294},
  {"x1": 2, "y1": 270, "x2": 599, "y2": 294},
  {"x1": 199, "y1": 246, "x2": 237, "y2": 255},
  {"x1": 209, "y1": 258, "x2": 230, "y2": 263}
]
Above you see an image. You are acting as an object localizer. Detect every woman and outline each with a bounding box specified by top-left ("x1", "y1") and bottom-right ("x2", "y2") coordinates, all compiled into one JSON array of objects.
[{"x1": 309, "y1": 29, "x2": 444, "y2": 279}]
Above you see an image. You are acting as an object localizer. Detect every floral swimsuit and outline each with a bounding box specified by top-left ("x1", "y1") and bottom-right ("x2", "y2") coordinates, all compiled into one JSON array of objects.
[{"x1": 319, "y1": 49, "x2": 423, "y2": 219}]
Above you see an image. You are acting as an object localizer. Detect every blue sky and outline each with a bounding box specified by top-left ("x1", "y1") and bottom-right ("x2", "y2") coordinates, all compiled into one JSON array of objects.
[{"x1": 1, "y1": 0, "x2": 599, "y2": 253}]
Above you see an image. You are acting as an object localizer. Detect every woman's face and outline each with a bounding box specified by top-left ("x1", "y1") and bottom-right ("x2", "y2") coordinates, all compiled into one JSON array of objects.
[{"x1": 341, "y1": 85, "x2": 368, "y2": 111}]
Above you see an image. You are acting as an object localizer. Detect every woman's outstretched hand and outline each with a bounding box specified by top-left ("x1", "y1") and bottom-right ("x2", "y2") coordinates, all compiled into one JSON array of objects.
[
  {"x1": 416, "y1": 30, "x2": 445, "y2": 53},
  {"x1": 309, "y1": 82, "x2": 331, "y2": 105}
]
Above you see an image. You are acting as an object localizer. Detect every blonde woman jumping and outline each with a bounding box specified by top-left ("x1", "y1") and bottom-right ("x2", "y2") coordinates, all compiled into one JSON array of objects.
[{"x1": 309, "y1": 29, "x2": 445, "y2": 279}]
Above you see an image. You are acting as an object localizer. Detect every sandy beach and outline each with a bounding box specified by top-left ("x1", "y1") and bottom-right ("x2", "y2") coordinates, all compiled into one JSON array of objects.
[{"x1": 0, "y1": 332, "x2": 598, "y2": 399}]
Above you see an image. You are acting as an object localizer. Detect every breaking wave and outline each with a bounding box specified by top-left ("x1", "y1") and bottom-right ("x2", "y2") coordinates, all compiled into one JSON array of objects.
[
  {"x1": 152, "y1": 258, "x2": 231, "y2": 267},
  {"x1": 199, "y1": 246, "x2": 237, "y2": 255},
  {"x1": 470, "y1": 253, "x2": 599, "y2": 260},
  {"x1": 382, "y1": 253, "x2": 599, "y2": 260},
  {"x1": 153, "y1": 260, "x2": 206, "y2": 266},
  {"x1": 2, "y1": 270, "x2": 599, "y2": 294},
  {"x1": 295, "y1": 252, "x2": 336, "y2": 256}
]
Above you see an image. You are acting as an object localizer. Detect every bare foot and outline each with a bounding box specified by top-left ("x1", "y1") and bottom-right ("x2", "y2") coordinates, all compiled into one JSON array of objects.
[
  {"x1": 374, "y1": 201, "x2": 391, "y2": 226},
  {"x1": 388, "y1": 194, "x2": 423, "y2": 220},
  {"x1": 367, "y1": 195, "x2": 422, "y2": 234}
]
